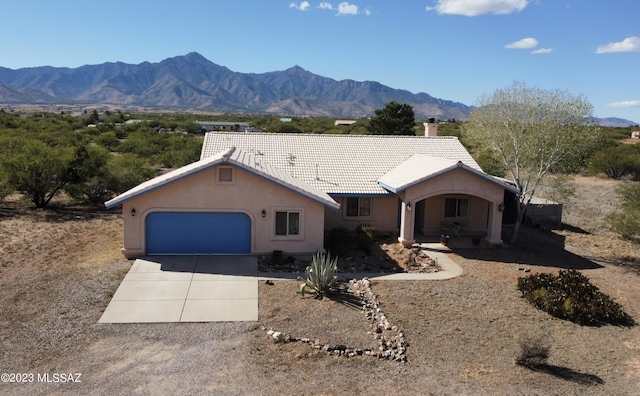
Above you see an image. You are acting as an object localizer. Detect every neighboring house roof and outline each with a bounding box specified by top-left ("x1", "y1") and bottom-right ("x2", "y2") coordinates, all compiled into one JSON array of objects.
[
  {"x1": 334, "y1": 120, "x2": 357, "y2": 126},
  {"x1": 201, "y1": 132, "x2": 484, "y2": 196},
  {"x1": 197, "y1": 121, "x2": 250, "y2": 127},
  {"x1": 105, "y1": 147, "x2": 340, "y2": 210},
  {"x1": 377, "y1": 155, "x2": 520, "y2": 194}
]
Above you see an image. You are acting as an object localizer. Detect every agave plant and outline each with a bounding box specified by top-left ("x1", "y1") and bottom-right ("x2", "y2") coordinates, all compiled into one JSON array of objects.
[{"x1": 297, "y1": 251, "x2": 339, "y2": 299}]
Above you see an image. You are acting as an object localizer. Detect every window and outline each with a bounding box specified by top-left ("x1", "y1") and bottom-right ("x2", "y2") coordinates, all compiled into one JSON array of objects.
[
  {"x1": 444, "y1": 197, "x2": 469, "y2": 218},
  {"x1": 275, "y1": 211, "x2": 300, "y2": 236},
  {"x1": 346, "y1": 197, "x2": 372, "y2": 217},
  {"x1": 217, "y1": 167, "x2": 233, "y2": 183}
]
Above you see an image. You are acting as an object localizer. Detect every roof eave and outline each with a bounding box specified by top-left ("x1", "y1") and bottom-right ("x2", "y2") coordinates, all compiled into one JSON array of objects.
[
  {"x1": 105, "y1": 147, "x2": 341, "y2": 211},
  {"x1": 378, "y1": 162, "x2": 520, "y2": 194},
  {"x1": 104, "y1": 156, "x2": 227, "y2": 209}
]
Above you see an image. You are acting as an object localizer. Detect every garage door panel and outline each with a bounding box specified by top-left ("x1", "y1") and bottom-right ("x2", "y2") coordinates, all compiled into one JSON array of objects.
[{"x1": 146, "y1": 212, "x2": 251, "y2": 254}]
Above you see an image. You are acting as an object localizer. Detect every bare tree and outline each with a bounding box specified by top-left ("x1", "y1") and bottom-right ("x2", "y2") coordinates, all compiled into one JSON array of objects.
[{"x1": 463, "y1": 81, "x2": 601, "y2": 242}]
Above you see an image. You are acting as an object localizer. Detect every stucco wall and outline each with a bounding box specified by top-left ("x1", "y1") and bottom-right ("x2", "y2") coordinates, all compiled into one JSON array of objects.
[
  {"x1": 397, "y1": 167, "x2": 507, "y2": 245},
  {"x1": 120, "y1": 165, "x2": 327, "y2": 258},
  {"x1": 419, "y1": 195, "x2": 489, "y2": 234},
  {"x1": 324, "y1": 196, "x2": 399, "y2": 234},
  {"x1": 403, "y1": 168, "x2": 504, "y2": 207}
]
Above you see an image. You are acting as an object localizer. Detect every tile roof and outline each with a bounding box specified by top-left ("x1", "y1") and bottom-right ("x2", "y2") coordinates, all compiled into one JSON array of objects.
[
  {"x1": 105, "y1": 147, "x2": 339, "y2": 210},
  {"x1": 377, "y1": 155, "x2": 462, "y2": 193},
  {"x1": 201, "y1": 132, "x2": 483, "y2": 196},
  {"x1": 378, "y1": 154, "x2": 520, "y2": 194}
]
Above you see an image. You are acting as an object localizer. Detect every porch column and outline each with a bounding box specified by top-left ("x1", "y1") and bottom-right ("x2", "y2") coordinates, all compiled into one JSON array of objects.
[
  {"x1": 398, "y1": 201, "x2": 415, "y2": 247},
  {"x1": 486, "y1": 202, "x2": 504, "y2": 245}
]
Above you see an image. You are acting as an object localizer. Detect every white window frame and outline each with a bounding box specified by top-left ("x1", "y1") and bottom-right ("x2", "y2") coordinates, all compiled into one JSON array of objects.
[
  {"x1": 344, "y1": 197, "x2": 373, "y2": 219},
  {"x1": 272, "y1": 208, "x2": 304, "y2": 240}
]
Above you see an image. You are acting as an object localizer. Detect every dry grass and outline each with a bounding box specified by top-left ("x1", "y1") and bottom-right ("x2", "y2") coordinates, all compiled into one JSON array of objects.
[{"x1": 1, "y1": 177, "x2": 640, "y2": 395}]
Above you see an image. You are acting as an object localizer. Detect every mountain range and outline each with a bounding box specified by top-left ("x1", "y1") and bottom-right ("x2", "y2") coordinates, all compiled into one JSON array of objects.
[
  {"x1": 0, "y1": 52, "x2": 470, "y2": 119},
  {"x1": 0, "y1": 52, "x2": 637, "y2": 126}
]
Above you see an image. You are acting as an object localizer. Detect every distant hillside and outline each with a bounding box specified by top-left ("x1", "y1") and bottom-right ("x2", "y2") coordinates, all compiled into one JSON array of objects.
[
  {"x1": 0, "y1": 52, "x2": 470, "y2": 119},
  {"x1": 0, "y1": 82, "x2": 58, "y2": 104},
  {"x1": 597, "y1": 117, "x2": 639, "y2": 127}
]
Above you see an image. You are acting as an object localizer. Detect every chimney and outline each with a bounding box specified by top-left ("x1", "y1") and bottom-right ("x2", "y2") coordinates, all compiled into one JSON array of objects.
[{"x1": 424, "y1": 118, "x2": 438, "y2": 137}]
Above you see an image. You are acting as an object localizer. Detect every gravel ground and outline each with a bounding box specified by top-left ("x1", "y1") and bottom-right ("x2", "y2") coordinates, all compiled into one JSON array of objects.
[{"x1": 1, "y1": 176, "x2": 640, "y2": 395}]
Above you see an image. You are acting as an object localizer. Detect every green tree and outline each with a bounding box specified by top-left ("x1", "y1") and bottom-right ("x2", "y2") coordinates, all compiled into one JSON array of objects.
[
  {"x1": 65, "y1": 146, "x2": 111, "y2": 204},
  {"x1": 367, "y1": 101, "x2": 415, "y2": 135},
  {"x1": 463, "y1": 81, "x2": 600, "y2": 242},
  {"x1": 105, "y1": 153, "x2": 155, "y2": 195},
  {"x1": 2, "y1": 138, "x2": 75, "y2": 208}
]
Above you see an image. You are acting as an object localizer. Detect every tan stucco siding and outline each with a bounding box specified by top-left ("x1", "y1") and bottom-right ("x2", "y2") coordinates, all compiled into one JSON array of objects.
[
  {"x1": 120, "y1": 165, "x2": 326, "y2": 257},
  {"x1": 324, "y1": 196, "x2": 399, "y2": 233},
  {"x1": 402, "y1": 168, "x2": 504, "y2": 204},
  {"x1": 401, "y1": 168, "x2": 505, "y2": 237},
  {"x1": 420, "y1": 195, "x2": 488, "y2": 234}
]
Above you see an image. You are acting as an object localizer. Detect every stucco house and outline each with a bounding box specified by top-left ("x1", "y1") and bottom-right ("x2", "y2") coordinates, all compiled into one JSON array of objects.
[{"x1": 105, "y1": 131, "x2": 518, "y2": 258}]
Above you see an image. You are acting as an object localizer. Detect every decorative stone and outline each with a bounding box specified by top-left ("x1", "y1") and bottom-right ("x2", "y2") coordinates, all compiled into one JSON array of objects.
[{"x1": 264, "y1": 276, "x2": 408, "y2": 362}]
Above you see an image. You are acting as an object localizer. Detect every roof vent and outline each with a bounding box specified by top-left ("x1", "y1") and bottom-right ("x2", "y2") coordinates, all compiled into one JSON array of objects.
[{"x1": 222, "y1": 146, "x2": 236, "y2": 162}]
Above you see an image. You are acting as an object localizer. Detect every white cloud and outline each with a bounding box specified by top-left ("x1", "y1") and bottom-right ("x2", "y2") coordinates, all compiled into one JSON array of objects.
[
  {"x1": 312, "y1": 1, "x2": 369, "y2": 16},
  {"x1": 289, "y1": 1, "x2": 311, "y2": 11},
  {"x1": 505, "y1": 37, "x2": 538, "y2": 49},
  {"x1": 337, "y1": 2, "x2": 359, "y2": 15},
  {"x1": 426, "y1": 0, "x2": 528, "y2": 16},
  {"x1": 596, "y1": 36, "x2": 640, "y2": 54},
  {"x1": 531, "y1": 48, "x2": 552, "y2": 54},
  {"x1": 607, "y1": 100, "x2": 640, "y2": 108}
]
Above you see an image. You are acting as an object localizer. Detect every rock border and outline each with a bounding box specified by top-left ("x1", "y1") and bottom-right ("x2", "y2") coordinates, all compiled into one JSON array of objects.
[{"x1": 263, "y1": 277, "x2": 408, "y2": 362}]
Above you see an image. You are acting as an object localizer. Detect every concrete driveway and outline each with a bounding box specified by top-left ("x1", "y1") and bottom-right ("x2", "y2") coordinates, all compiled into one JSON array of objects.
[{"x1": 99, "y1": 255, "x2": 258, "y2": 323}]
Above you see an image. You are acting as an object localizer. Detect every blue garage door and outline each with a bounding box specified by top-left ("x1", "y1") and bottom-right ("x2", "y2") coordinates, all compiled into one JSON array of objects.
[{"x1": 146, "y1": 212, "x2": 251, "y2": 254}]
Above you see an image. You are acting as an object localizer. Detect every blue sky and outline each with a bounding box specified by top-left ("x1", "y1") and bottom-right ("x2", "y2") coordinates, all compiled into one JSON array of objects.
[{"x1": 2, "y1": 0, "x2": 639, "y2": 122}]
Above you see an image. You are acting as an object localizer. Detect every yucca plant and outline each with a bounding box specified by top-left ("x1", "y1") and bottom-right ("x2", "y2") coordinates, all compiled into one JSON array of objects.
[{"x1": 297, "y1": 251, "x2": 339, "y2": 299}]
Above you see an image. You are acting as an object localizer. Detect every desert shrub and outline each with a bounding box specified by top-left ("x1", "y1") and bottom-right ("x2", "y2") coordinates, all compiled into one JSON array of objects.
[
  {"x1": 607, "y1": 182, "x2": 640, "y2": 240},
  {"x1": 0, "y1": 169, "x2": 11, "y2": 203},
  {"x1": 356, "y1": 224, "x2": 376, "y2": 255},
  {"x1": 96, "y1": 131, "x2": 121, "y2": 150},
  {"x1": 325, "y1": 227, "x2": 354, "y2": 257},
  {"x1": 516, "y1": 332, "x2": 551, "y2": 367},
  {"x1": 607, "y1": 210, "x2": 640, "y2": 241},
  {"x1": 104, "y1": 153, "x2": 156, "y2": 195},
  {"x1": 517, "y1": 269, "x2": 630, "y2": 325},
  {"x1": 589, "y1": 145, "x2": 638, "y2": 179},
  {"x1": 297, "y1": 251, "x2": 339, "y2": 299}
]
